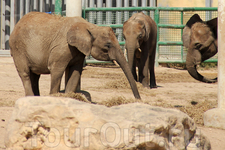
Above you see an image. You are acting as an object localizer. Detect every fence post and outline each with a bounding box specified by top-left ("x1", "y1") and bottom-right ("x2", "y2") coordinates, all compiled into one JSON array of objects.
[
  {"x1": 55, "y1": 0, "x2": 62, "y2": 15},
  {"x1": 149, "y1": 0, "x2": 156, "y2": 19},
  {"x1": 97, "y1": 0, "x2": 103, "y2": 24},
  {"x1": 25, "y1": 0, "x2": 29, "y2": 14},
  {"x1": 154, "y1": 8, "x2": 159, "y2": 66},
  {"x1": 106, "y1": 0, "x2": 112, "y2": 24},
  {"x1": 89, "y1": 0, "x2": 95, "y2": 24},
  {"x1": 180, "y1": 11, "x2": 184, "y2": 62},
  {"x1": 142, "y1": 0, "x2": 147, "y2": 14},
  {"x1": 124, "y1": 0, "x2": 129, "y2": 21},
  {"x1": 1, "y1": 0, "x2": 6, "y2": 50},
  {"x1": 205, "y1": 0, "x2": 212, "y2": 20},
  {"x1": 116, "y1": 0, "x2": 122, "y2": 42},
  {"x1": 20, "y1": 0, "x2": 24, "y2": 18},
  {"x1": 204, "y1": 0, "x2": 225, "y2": 129},
  {"x1": 10, "y1": 0, "x2": 15, "y2": 34}
]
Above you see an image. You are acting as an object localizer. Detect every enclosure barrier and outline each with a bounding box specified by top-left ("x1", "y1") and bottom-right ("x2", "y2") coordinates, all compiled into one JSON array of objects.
[
  {"x1": 83, "y1": 7, "x2": 218, "y2": 64},
  {"x1": 0, "y1": 2, "x2": 218, "y2": 64}
]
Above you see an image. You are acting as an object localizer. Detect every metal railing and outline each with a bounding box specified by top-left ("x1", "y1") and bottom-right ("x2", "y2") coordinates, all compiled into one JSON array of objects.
[
  {"x1": 0, "y1": 1, "x2": 218, "y2": 64},
  {"x1": 83, "y1": 7, "x2": 218, "y2": 64}
]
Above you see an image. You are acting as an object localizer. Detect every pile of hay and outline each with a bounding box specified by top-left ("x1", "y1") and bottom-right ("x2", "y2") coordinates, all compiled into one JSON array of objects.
[{"x1": 51, "y1": 92, "x2": 92, "y2": 103}]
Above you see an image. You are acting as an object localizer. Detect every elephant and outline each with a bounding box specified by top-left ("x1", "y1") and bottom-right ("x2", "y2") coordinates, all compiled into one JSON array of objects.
[
  {"x1": 123, "y1": 12, "x2": 157, "y2": 88},
  {"x1": 9, "y1": 12, "x2": 141, "y2": 99},
  {"x1": 182, "y1": 14, "x2": 217, "y2": 83}
]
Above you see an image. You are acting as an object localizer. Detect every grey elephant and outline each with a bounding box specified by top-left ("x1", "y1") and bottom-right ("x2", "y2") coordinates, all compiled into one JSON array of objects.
[
  {"x1": 123, "y1": 12, "x2": 157, "y2": 88},
  {"x1": 9, "y1": 12, "x2": 140, "y2": 99},
  {"x1": 182, "y1": 14, "x2": 217, "y2": 83}
]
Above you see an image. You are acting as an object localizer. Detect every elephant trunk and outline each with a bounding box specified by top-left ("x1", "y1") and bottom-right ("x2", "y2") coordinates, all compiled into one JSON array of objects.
[
  {"x1": 115, "y1": 51, "x2": 141, "y2": 99},
  {"x1": 186, "y1": 50, "x2": 217, "y2": 83},
  {"x1": 126, "y1": 41, "x2": 139, "y2": 75}
]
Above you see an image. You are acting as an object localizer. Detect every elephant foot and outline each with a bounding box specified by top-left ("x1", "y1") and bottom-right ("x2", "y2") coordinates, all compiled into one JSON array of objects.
[
  {"x1": 150, "y1": 84, "x2": 157, "y2": 89},
  {"x1": 141, "y1": 83, "x2": 150, "y2": 89}
]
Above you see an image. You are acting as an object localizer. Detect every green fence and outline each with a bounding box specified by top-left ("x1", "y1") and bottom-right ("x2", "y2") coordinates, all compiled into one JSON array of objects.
[{"x1": 83, "y1": 7, "x2": 218, "y2": 64}]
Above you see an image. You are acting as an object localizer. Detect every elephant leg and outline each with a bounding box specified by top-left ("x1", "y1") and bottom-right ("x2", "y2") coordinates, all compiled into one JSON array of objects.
[
  {"x1": 65, "y1": 66, "x2": 69, "y2": 90},
  {"x1": 149, "y1": 50, "x2": 157, "y2": 88},
  {"x1": 139, "y1": 58, "x2": 150, "y2": 88},
  {"x1": 50, "y1": 71, "x2": 64, "y2": 94},
  {"x1": 132, "y1": 58, "x2": 138, "y2": 81},
  {"x1": 65, "y1": 64, "x2": 83, "y2": 93},
  {"x1": 13, "y1": 57, "x2": 34, "y2": 96},
  {"x1": 20, "y1": 72, "x2": 34, "y2": 96},
  {"x1": 30, "y1": 72, "x2": 40, "y2": 95},
  {"x1": 138, "y1": 49, "x2": 150, "y2": 88}
]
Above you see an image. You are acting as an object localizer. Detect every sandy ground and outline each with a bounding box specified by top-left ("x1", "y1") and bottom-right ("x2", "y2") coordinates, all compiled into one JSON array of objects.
[{"x1": 0, "y1": 57, "x2": 224, "y2": 149}]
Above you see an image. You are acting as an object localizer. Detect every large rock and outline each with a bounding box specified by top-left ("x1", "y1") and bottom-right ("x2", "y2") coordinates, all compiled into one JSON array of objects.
[{"x1": 5, "y1": 96, "x2": 210, "y2": 150}]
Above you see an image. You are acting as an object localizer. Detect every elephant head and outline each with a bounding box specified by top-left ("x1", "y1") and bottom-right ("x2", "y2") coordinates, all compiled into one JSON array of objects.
[
  {"x1": 67, "y1": 22, "x2": 141, "y2": 99},
  {"x1": 122, "y1": 12, "x2": 151, "y2": 72},
  {"x1": 182, "y1": 14, "x2": 218, "y2": 83}
]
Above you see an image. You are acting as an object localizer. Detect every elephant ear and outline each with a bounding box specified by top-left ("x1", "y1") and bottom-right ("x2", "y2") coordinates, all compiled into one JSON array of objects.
[
  {"x1": 186, "y1": 14, "x2": 203, "y2": 28},
  {"x1": 206, "y1": 17, "x2": 218, "y2": 39},
  {"x1": 67, "y1": 23, "x2": 93, "y2": 56},
  {"x1": 182, "y1": 14, "x2": 203, "y2": 48},
  {"x1": 143, "y1": 20, "x2": 150, "y2": 41}
]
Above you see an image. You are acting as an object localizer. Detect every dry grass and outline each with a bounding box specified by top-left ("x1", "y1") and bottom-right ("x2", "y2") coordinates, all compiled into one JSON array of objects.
[
  {"x1": 51, "y1": 92, "x2": 92, "y2": 103},
  {"x1": 98, "y1": 96, "x2": 141, "y2": 107},
  {"x1": 0, "y1": 100, "x2": 15, "y2": 107},
  {"x1": 178, "y1": 100, "x2": 217, "y2": 125}
]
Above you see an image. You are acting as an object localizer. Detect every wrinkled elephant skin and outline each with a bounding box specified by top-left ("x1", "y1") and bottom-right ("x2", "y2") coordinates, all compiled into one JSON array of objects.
[
  {"x1": 123, "y1": 12, "x2": 157, "y2": 88},
  {"x1": 10, "y1": 12, "x2": 141, "y2": 99},
  {"x1": 182, "y1": 14, "x2": 217, "y2": 83}
]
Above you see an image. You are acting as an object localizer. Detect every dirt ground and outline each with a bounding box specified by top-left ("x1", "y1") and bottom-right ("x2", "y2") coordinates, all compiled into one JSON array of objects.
[{"x1": 0, "y1": 57, "x2": 225, "y2": 149}]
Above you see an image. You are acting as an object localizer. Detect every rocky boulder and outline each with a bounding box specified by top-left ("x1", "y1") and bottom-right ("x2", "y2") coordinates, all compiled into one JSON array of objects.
[{"x1": 5, "y1": 96, "x2": 210, "y2": 150}]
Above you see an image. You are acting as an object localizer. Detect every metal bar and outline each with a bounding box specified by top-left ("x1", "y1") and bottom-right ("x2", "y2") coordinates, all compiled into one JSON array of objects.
[
  {"x1": 158, "y1": 41, "x2": 183, "y2": 45},
  {"x1": 10, "y1": 0, "x2": 15, "y2": 34},
  {"x1": 124, "y1": 0, "x2": 129, "y2": 21},
  {"x1": 25, "y1": 0, "x2": 29, "y2": 14},
  {"x1": 85, "y1": 7, "x2": 217, "y2": 12},
  {"x1": 86, "y1": 59, "x2": 112, "y2": 64},
  {"x1": 97, "y1": 0, "x2": 103, "y2": 24},
  {"x1": 88, "y1": 0, "x2": 95, "y2": 24},
  {"x1": 34, "y1": 0, "x2": 38, "y2": 11},
  {"x1": 55, "y1": 0, "x2": 62, "y2": 15},
  {"x1": 39, "y1": 0, "x2": 43, "y2": 12},
  {"x1": 157, "y1": 24, "x2": 185, "y2": 28},
  {"x1": 106, "y1": 0, "x2": 112, "y2": 24},
  {"x1": 154, "y1": 8, "x2": 160, "y2": 66},
  {"x1": 97, "y1": 24, "x2": 123, "y2": 28},
  {"x1": 158, "y1": 60, "x2": 186, "y2": 63},
  {"x1": 1, "y1": 0, "x2": 6, "y2": 49},
  {"x1": 51, "y1": 0, "x2": 55, "y2": 12},
  {"x1": 116, "y1": 0, "x2": 122, "y2": 41},
  {"x1": 20, "y1": 0, "x2": 24, "y2": 18},
  {"x1": 205, "y1": 0, "x2": 212, "y2": 20},
  {"x1": 142, "y1": 0, "x2": 147, "y2": 14},
  {"x1": 5, "y1": 0, "x2": 10, "y2": 49},
  {"x1": 132, "y1": 0, "x2": 138, "y2": 7},
  {"x1": 181, "y1": 11, "x2": 184, "y2": 62}
]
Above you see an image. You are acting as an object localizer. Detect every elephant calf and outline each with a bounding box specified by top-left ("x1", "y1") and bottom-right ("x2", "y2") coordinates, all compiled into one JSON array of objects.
[
  {"x1": 9, "y1": 12, "x2": 140, "y2": 99},
  {"x1": 182, "y1": 14, "x2": 217, "y2": 83},
  {"x1": 123, "y1": 12, "x2": 157, "y2": 88}
]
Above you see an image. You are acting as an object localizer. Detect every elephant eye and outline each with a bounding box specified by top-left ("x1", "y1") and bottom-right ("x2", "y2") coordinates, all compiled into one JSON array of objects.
[
  {"x1": 138, "y1": 34, "x2": 142, "y2": 39},
  {"x1": 105, "y1": 43, "x2": 111, "y2": 49},
  {"x1": 195, "y1": 43, "x2": 202, "y2": 49}
]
